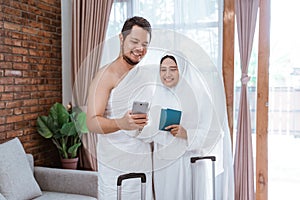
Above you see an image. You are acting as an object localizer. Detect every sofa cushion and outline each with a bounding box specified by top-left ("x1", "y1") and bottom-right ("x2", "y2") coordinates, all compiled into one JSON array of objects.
[
  {"x1": 0, "y1": 193, "x2": 6, "y2": 200},
  {"x1": 0, "y1": 138, "x2": 42, "y2": 200},
  {"x1": 33, "y1": 191, "x2": 97, "y2": 200}
]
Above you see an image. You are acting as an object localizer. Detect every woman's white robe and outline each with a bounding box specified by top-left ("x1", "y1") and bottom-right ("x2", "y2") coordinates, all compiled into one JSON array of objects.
[{"x1": 139, "y1": 57, "x2": 233, "y2": 200}]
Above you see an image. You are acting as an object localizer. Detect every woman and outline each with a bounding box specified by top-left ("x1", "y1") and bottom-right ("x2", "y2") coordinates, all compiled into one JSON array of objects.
[{"x1": 139, "y1": 52, "x2": 226, "y2": 200}]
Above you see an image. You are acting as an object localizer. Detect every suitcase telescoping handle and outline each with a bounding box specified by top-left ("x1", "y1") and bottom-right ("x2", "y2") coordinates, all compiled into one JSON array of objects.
[
  {"x1": 190, "y1": 156, "x2": 216, "y2": 200},
  {"x1": 117, "y1": 173, "x2": 147, "y2": 200}
]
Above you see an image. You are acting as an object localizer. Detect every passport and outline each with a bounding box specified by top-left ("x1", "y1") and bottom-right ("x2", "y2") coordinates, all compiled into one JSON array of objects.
[{"x1": 159, "y1": 108, "x2": 182, "y2": 131}]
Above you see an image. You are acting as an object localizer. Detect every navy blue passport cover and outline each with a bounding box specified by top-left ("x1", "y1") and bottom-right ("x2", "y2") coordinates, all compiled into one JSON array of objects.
[{"x1": 159, "y1": 108, "x2": 182, "y2": 130}]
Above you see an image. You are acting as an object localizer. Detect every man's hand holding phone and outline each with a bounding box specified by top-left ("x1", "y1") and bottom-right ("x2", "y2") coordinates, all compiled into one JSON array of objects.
[
  {"x1": 117, "y1": 101, "x2": 149, "y2": 130},
  {"x1": 130, "y1": 101, "x2": 149, "y2": 130}
]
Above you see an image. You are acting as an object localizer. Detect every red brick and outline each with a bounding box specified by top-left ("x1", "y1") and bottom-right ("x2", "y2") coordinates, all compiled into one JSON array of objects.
[
  {"x1": 5, "y1": 85, "x2": 21, "y2": 92},
  {"x1": 0, "y1": 93, "x2": 13, "y2": 101},
  {"x1": 2, "y1": 6, "x2": 22, "y2": 16},
  {"x1": 37, "y1": 16, "x2": 51, "y2": 25},
  {"x1": 28, "y1": 20, "x2": 43, "y2": 29},
  {"x1": 22, "y1": 27, "x2": 40, "y2": 35},
  {"x1": 0, "y1": 125, "x2": 6, "y2": 133},
  {"x1": 24, "y1": 113, "x2": 38, "y2": 120},
  {"x1": 5, "y1": 101, "x2": 23, "y2": 109},
  {"x1": 5, "y1": 55, "x2": 23, "y2": 62},
  {"x1": 3, "y1": 22, "x2": 21, "y2": 31},
  {"x1": 10, "y1": 1, "x2": 27, "y2": 10},
  {"x1": 31, "y1": 92, "x2": 45, "y2": 98},
  {"x1": 23, "y1": 85, "x2": 38, "y2": 92},
  {"x1": 10, "y1": 32, "x2": 24, "y2": 39},
  {"x1": 0, "y1": 77, "x2": 13, "y2": 84},
  {"x1": 22, "y1": 41, "x2": 37, "y2": 49},
  {"x1": 31, "y1": 79, "x2": 44, "y2": 84},
  {"x1": 5, "y1": 69, "x2": 22, "y2": 77},
  {"x1": 36, "y1": 2, "x2": 52, "y2": 12},
  {"x1": 2, "y1": 125, "x2": 14, "y2": 135},
  {"x1": 14, "y1": 92, "x2": 30, "y2": 99},
  {"x1": 23, "y1": 99, "x2": 38, "y2": 106},
  {"x1": 14, "y1": 121, "x2": 29, "y2": 129},
  {"x1": 14, "y1": 77, "x2": 31, "y2": 84},
  {"x1": 21, "y1": 12, "x2": 37, "y2": 21},
  {"x1": 13, "y1": 108, "x2": 23, "y2": 115},
  {"x1": 0, "y1": 117, "x2": 5, "y2": 124},
  {"x1": 0, "y1": 109, "x2": 13, "y2": 116},
  {"x1": 6, "y1": 115, "x2": 23, "y2": 123},
  {"x1": 6, "y1": 130, "x2": 23, "y2": 138},
  {"x1": 0, "y1": 132, "x2": 6, "y2": 140},
  {"x1": 0, "y1": 61, "x2": 13, "y2": 69},
  {"x1": 12, "y1": 47, "x2": 28, "y2": 55},
  {"x1": 4, "y1": 38, "x2": 22, "y2": 46},
  {"x1": 44, "y1": 12, "x2": 56, "y2": 20},
  {"x1": 13, "y1": 63, "x2": 30, "y2": 70},
  {"x1": 0, "y1": 45, "x2": 12, "y2": 53}
]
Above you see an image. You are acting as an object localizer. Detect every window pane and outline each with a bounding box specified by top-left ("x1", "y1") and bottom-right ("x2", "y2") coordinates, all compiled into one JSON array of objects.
[
  {"x1": 269, "y1": 1, "x2": 300, "y2": 199},
  {"x1": 106, "y1": 0, "x2": 222, "y2": 69}
]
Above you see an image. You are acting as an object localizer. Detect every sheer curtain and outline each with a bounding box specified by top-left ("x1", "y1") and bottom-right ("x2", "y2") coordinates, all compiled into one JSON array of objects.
[
  {"x1": 106, "y1": 0, "x2": 223, "y2": 71},
  {"x1": 71, "y1": 0, "x2": 113, "y2": 171},
  {"x1": 234, "y1": 0, "x2": 259, "y2": 199}
]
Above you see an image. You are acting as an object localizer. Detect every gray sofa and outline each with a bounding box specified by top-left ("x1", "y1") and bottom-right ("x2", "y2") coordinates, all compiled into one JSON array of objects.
[
  {"x1": 0, "y1": 138, "x2": 99, "y2": 200},
  {"x1": 30, "y1": 155, "x2": 98, "y2": 200}
]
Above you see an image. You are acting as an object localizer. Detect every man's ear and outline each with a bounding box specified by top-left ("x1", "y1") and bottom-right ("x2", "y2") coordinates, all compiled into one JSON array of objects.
[{"x1": 119, "y1": 33, "x2": 123, "y2": 46}]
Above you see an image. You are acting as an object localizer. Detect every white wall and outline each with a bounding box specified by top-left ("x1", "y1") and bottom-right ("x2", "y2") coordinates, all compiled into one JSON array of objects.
[{"x1": 61, "y1": 0, "x2": 72, "y2": 105}]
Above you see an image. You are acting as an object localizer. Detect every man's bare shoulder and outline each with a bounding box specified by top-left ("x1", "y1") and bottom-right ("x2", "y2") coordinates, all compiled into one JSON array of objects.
[{"x1": 92, "y1": 63, "x2": 120, "y2": 90}]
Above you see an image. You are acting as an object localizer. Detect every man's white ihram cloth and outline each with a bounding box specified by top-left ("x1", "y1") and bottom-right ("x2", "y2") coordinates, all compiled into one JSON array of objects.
[{"x1": 97, "y1": 65, "x2": 155, "y2": 200}]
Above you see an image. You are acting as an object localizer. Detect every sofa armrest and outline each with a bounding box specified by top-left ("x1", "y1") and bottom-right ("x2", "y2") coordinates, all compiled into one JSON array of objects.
[{"x1": 34, "y1": 167, "x2": 98, "y2": 199}]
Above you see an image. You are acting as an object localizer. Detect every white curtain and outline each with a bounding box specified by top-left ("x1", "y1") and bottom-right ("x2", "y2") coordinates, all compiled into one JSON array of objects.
[{"x1": 105, "y1": 0, "x2": 223, "y2": 71}]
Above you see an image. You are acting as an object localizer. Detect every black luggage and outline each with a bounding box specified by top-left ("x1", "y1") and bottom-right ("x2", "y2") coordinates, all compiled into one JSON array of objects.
[{"x1": 117, "y1": 173, "x2": 147, "y2": 200}]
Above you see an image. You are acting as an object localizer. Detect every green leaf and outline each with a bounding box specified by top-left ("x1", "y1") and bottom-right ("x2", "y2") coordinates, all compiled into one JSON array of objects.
[
  {"x1": 68, "y1": 143, "x2": 81, "y2": 158},
  {"x1": 75, "y1": 112, "x2": 89, "y2": 134},
  {"x1": 60, "y1": 122, "x2": 77, "y2": 137},
  {"x1": 37, "y1": 116, "x2": 53, "y2": 138},
  {"x1": 49, "y1": 103, "x2": 70, "y2": 128}
]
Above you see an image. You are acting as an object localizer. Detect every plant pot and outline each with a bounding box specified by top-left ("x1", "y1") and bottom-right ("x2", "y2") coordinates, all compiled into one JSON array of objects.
[{"x1": 60, "y1": 157, "x2": 79, "y2": 169}]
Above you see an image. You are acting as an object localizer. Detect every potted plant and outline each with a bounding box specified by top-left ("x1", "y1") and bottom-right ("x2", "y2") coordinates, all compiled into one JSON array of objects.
[{"x1": 36, "y1": 102, "x2": 89, "y2": 169}]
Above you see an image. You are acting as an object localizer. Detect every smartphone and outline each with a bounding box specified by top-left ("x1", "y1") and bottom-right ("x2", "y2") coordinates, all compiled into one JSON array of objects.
[{"x1": 131, "y1": 101, "x2": 149, "y2": 114}]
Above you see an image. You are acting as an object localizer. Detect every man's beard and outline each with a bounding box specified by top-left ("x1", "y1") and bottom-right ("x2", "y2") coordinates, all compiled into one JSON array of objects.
[
  {"x1": 123, "y1": 54, "x2": 139, "y2": 66},
  {"x1": 122, "y1": 45, "x2": 140, "y2": 66}
]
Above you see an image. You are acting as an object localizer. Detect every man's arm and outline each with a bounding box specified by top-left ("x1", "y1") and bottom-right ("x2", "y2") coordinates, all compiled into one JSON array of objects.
[{"x1": 86, "y1": 68, "x2": 147, "y2": 134}]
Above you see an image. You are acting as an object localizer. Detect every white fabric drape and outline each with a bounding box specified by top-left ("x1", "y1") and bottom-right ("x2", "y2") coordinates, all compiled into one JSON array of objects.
[{"x1": 234, "y1": 0, "x2": 259, "y2": 199}]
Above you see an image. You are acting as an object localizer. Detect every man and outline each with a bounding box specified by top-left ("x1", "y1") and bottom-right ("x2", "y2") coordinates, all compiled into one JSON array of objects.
[{"x1": 86, "y1": 16, "x2": 153, "y2": 200}]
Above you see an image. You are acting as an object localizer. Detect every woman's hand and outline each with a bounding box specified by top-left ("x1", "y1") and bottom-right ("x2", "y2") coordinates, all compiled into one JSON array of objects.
[
  {"x1": 165, "y1": 124, "x2": 187, "y2": 139},
  {"x1": 117, "y1": 111, "x2": 148, "y2": 130}
]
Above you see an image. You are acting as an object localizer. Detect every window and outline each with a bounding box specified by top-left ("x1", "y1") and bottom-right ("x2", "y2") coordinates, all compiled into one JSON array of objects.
[
  {"x1": 106, "y1": 0, "x2": 223, "y2": 70},
  {"x1": 268, "y1": 1, "x2": 300, "y2": 199}
]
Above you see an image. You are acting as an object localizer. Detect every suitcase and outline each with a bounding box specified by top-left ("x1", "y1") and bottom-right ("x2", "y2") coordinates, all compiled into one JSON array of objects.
[
  {"x1": 190, "y1": 156, "x2": 216, "y2": 200},
  {"x1": 117, "y1": 173, "x2": 147, "y2": 200}
]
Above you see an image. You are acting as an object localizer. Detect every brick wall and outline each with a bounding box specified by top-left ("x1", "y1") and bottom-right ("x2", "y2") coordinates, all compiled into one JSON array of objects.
[{"x1": 0, "y1": 0, "x2": 62, "y2": 167}]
